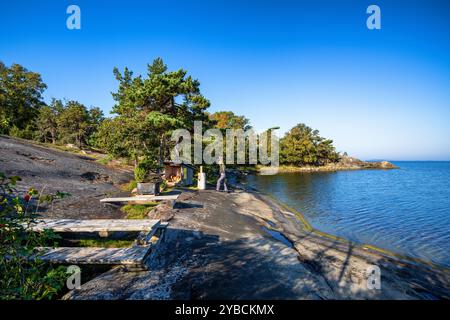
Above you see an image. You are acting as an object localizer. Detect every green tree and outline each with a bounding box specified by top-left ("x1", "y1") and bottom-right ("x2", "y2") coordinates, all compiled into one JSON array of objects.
[
  {"x1": 35, "y1": 99, "x2": 64, "y2": 144},
  {"x1": 207, "y1": 111, "x2": 253, "y2": 168},
  {"x1": 209, "y1": 111, "x2": 251, "y2": 130},
  {"x1": 0, "y1": 62, "x2": 47, "y2": 135},
  {"x1": 56, "y1": 101, "x2": 90, "y2": 148},
  {"x1": 98, "y1": 57, "x2": 210, "y2": 167},
  {"x1": 85, "y1": 106, "x2": 104, "y2": 146},
  {"x1": 280, "y1": 123, "x2": 338, "y2": 166}
]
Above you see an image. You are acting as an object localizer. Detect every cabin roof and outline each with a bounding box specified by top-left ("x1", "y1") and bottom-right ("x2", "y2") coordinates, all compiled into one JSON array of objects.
[{"x1": 163, "y1": 161, "x2": 196, "y2": 170}]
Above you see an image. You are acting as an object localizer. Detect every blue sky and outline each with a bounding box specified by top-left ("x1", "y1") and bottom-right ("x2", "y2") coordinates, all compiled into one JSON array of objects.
[{"x1": 1, "y1": 0, "x2": 450, "y2": 160}]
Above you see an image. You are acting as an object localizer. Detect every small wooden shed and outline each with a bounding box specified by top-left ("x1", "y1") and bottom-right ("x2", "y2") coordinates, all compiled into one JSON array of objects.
[{"x1": 163, "y1": 161, "x2": 195, "y2": 186}]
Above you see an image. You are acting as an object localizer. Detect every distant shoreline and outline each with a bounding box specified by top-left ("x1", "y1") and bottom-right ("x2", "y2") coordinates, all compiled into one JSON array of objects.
[{"x1": 258, "y1": 160, "x2": 398, "y2": 174}]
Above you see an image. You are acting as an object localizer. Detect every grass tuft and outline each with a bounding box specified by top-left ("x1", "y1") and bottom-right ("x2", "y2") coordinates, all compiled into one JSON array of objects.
[
  {"x1": 121, "y1": 203, "x2": 157, "y2": 219},
  {"x1": 96, "y1": 154, "x2": 114, "y2": 165},
  {"x1": 119, "y1": 179, "x2": 138, "y2": 192},
  {"x1": 77, "y1": 239, "x2": 134, "y2": 248}
]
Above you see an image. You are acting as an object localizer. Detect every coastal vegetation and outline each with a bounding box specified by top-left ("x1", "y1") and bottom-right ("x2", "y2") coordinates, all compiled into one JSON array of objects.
[
  {"x1": 0, "y1": 60, "x2": 428, "y2": 301},
  {"x1": 0, "y1": 62, "x2": 103, "y2": 147},
  {"x1": 76, "y1": 239, "x2": 134, "y2": 248},
  {"x1": 95, "y1": 57, "x2": 211, "y2": 168},
  {"x1": 0, "y1": 59, "x2": 342, "y2": 170},
  {"x1": 209, "y1": 111, "x2": 251, "y2": 130},
  {"x1": 280, "y1": 123, "x2": 339, "y2": 166},
  {"x1": 120, "y1": 203, "x2": 158, "y2": 219},
  {"x1": 0, "y1": 173, "x2": 67, "y2": 299}
]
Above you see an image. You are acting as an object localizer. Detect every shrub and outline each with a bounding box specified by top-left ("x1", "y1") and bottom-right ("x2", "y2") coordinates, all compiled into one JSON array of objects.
[
  {"x1": 134, "y1": 158, "x2": 159, "y2": 183},
  {"x1": 121, "y1": 203, "x2": 157, "y2": 219},
  {"x1": 159, "y1": 179, "x2": 168, "y2": 192},
  {"x1": 0, "y1": 172, "x2": 68, "y2": 299},
  {"x1": 126, "y1": 179, "x2": 138, "y2": 192},
  {"x1": 134, "y1": 166, "x2": 148, "y2": 183},
  {"x1": 77, "y1": 239, "x2": 133, "y2": 248},
  {"x1": 9, "y1": 125, "x2": 36, "y2": 140},
  {"x1": 96, "y1": 154, "x2": 114, "y2": 166}
]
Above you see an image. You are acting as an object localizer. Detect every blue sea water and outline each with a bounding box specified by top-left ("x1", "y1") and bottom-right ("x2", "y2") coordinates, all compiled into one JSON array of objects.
[{"x1": 247, "y1": 162, "x2": 450, "y2": 268}]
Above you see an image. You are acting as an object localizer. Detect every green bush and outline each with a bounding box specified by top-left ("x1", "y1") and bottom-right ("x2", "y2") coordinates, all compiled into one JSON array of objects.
[
  {"x1": 0, "y1": 172, "x2": 68, "y2": 299},
  {"x1": 126, "y1": 179, "x2": 138, "y2": 192},
  {"x1": 77, "y1": 239, "x2": 133, "y2": 248},
  {"x1": 9, "y1": 125, "x2": 36, "y2": 140},
  {"x1": 0, "y1": 116, "x2": 11, "y2": 134},
  {"x1": 134, "y1": 166, "x2": 148, "y2": 183},
  {"x1": 159, "y1": 179, "x2": 168, "y2": 192},
  {"x1": 134, "y1": 159, "x2": 158, "y2": 183},
  {"x1": 121, "y1": 203, "x2": 157, "y2": 219},
  {"x1": 96, "y1": 154, "x2": 114, "y2": 165}
]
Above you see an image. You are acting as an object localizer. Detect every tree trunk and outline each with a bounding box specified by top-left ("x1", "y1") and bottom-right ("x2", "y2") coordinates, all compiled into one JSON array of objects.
[
  {"x1": 77, "y1": 136, "x2": 81, "y2": 149},
  {"x1": 157, "y1": 135, "x2": 164, "y2": 175}
]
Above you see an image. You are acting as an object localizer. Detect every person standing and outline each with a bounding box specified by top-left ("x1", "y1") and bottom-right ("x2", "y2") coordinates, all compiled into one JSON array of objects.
[{"x1": 216, "y1": 160, "x2": 228, "y2": 192}]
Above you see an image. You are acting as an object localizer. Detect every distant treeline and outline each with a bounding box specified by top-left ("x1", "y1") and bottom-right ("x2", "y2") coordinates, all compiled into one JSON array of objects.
[{"x1": 0, "y1": 59, "x2": 339, "y2": 167}]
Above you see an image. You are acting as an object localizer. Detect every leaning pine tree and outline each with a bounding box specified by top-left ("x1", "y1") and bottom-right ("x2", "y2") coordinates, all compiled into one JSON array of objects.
[{"x1": 96, "y1": 57, "x2": 211, "y2": 168}]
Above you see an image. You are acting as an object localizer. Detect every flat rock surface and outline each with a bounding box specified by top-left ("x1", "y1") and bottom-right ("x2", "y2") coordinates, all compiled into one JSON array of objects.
[
  {"x1": 65, "y1": 189, "x2": 334, "y2": 299},
  {"x1": 0, "y1": 136, "x2": 132, "y2": 219},
  {"x1": 65, "y1": 189, "x2": 450, "y2": 300},
  {"x1": 2, "y1": 137, "x2": 448, "y2": 299}
]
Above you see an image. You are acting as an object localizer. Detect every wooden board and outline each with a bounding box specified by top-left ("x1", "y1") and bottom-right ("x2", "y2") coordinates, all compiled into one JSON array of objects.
[
  {"x1": 37, "y1": 246, "x2": 152, "y2": 265},
  {"x1": 159, "y1": 222, "x2": 169, "y2": 228},
  {"x1": 28, "y1": 219, "x2": 160, "y2": 233},
  {"x1": 100, "y1": 194, "x2": 180, "y2": 203}
]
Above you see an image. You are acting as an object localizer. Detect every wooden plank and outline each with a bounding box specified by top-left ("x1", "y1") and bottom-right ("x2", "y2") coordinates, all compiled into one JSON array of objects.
[
  {"x1": 37, "y1": 246, "x2": 151, "y2": 265},
  {"x1": 28, "y1": 219, "x2": 160, "y2": 233},
  {"x1": 100, "y1": 194, "x2": 180, "y2": 203},
  {"x1": 135, "y1": 222, "x2": 169, "y2": 245},
  {"x1": 159, "y1": 222, "x2": 169, "y2": 228}
]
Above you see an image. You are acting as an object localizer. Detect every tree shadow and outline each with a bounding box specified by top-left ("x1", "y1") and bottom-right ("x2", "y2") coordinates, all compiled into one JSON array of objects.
[
  {"x1": 65, "y1": 226, "x2": 335, "y2": 300},
  {"x1": 293, "y1": 230, "x2": 450, "y2": 299},
  {"x1": 174, "y1": 201, "x2": 204, "y2": 209}
]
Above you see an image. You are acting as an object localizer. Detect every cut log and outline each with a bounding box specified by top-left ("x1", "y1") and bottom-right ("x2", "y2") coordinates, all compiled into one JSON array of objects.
[
  {"x1": 37, "y1": 246, "x2": 152, "y2": 266},
  {"x1": 28, "y1": 219, "x2": 160, "y2": 233}
]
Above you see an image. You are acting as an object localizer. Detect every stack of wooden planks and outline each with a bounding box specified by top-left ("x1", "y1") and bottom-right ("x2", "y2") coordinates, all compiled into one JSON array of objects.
[{"x1": 29, "y1": 219, "x2": 167, "y2": 269}]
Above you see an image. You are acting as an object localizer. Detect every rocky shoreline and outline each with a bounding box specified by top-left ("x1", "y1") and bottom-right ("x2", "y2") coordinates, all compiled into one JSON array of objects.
[
  {"x1": 249, "y1": 189, "x2": 450, "y2": 298},
  {"x1": 2, "y1": 136, "x2": 448, "y2": 299},
  {"x1": 258, "y1": 157, "x2": 398, "y2": 173},
  {"x1": 64, "y1": 186, "x2": 450, "y2": 300}
]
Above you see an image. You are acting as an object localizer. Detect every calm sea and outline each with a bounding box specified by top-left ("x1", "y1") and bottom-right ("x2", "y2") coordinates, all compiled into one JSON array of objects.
[{"x1": 247, "y1": 161, "x2": 450, "y2": 268}]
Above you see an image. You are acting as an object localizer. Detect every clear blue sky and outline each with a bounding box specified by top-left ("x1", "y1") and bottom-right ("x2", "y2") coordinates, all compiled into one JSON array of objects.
[{"x1": 1, "y1": 0, "x2": 450, "y2": 160}]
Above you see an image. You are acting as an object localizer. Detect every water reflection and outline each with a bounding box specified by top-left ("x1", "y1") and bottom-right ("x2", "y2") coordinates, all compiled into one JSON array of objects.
[{"x1": 248, "y1": 162, "x2": 450, "y2": 268}]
